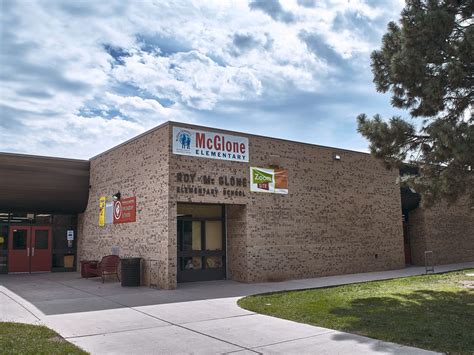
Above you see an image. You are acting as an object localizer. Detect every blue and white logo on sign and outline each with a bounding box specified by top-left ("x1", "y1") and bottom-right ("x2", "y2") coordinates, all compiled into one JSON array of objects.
[
  {"x1": 172, "y1": 126, "x2": 249, "y2": 162},
  {"x1": 176, "y1": 130, "x2": 191, "y2": 150}
]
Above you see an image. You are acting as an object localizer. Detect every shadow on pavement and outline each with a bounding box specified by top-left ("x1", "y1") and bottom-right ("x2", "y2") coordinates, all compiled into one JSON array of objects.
[{"x1": 0, "y1": 272, "x2": 272, "y2": 316}]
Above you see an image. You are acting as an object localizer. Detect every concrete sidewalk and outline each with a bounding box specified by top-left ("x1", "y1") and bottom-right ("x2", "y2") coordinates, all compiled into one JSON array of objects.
[{"x1": 2, "y1": 262, "x2": 472, "y2": 354}]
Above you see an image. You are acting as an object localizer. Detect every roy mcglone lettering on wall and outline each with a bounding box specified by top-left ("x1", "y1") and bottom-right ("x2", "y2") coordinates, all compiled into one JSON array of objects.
[
  {"x1": 175, "y1": 172, "x2": 248, "y2": 197},
  {"x1": 173, "y1": 127, "x2": 249, "y2": 162}
]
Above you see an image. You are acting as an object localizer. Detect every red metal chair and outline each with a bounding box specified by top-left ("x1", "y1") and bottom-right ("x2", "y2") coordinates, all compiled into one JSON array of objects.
[{"x1": 84, "y1": 255, "x2": 121, "y2": 283}]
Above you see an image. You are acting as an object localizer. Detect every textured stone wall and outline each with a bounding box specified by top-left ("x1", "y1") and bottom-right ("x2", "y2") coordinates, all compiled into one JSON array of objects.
[
  {"x1": 77, "y1": 124, "x2": 172, "y2": 289},
  {"x1": 409, "y1": 198, "x2": 474, "y2": 266},
  {"x1": 169, "y1": 122, "x2": 405, "y2": 283}
]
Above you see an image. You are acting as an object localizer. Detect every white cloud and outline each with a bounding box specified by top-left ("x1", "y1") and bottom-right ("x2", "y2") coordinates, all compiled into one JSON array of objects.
[
  {"x1": 0, "y1": 0, "x2": 405, "y2": 158},
  {"x1": 112, "y1": 50, "x2": 263, "y2": 110}
]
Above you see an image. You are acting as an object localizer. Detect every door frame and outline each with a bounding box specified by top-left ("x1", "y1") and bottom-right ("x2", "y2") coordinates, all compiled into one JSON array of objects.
[
  {"x1": 177, "y1": 205, "x2": 226, "y2": 282},
  {"x1": 7, "y1": 225, "x2": 31, "y2": 273},
  {"x1": 30, "y1": 226, "x2": 53, "y2": 273},
  {"x1": 7, "y1": 225, "x2": 52, "y2": 273}
]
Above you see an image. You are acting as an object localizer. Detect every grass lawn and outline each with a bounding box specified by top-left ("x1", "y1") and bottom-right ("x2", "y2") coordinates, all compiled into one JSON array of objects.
[
  {"x1": 238, "y1": 269, "x2": 474, "y2": 354},
  {"x1": 0, "y1": 322, "x2": 87, "y2": 355}
]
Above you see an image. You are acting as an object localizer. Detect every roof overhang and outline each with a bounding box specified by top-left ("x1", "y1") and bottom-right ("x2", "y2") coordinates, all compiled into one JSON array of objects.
[{"x1": 0, "y1": 153, "x2": 90, "y2": 214}]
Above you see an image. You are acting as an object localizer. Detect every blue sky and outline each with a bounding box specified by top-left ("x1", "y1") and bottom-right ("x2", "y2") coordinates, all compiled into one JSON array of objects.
[{"x1": 0, "y1": 0, "x2": 406, "y2": 159}]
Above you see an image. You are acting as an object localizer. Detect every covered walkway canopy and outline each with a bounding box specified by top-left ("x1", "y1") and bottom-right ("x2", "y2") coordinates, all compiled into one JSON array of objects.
[{"x1": 0, "y1": 153, "x2": 90, "y2": 213}]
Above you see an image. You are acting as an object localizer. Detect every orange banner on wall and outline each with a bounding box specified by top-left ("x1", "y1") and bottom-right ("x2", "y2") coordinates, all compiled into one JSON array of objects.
[
  {"x1": 113, "y1": 197, "x2": 136, "y2": 224},
  {"x1": 274, "y1": 168, "x2": 288, "y2": 194}
]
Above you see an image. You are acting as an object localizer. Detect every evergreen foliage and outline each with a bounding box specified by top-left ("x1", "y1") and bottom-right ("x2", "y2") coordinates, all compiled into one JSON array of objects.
[{"x1": 357, "y1": 0, "x2": 473, "y2": 207}]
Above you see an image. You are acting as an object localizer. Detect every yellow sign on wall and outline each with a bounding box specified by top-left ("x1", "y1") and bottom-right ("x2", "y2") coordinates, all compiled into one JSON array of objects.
[{"x1": 99, "y1": 197, "x2": 106, "y2": 227}]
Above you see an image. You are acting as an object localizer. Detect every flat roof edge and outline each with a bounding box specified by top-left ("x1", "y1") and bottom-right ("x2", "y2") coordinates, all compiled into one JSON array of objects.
[
  {"x1": 5, "y1": 121, "x2": 370, "y2": 162},
  {"x1": 170, "y1": 121, "x2": 370, "y2": 156},
  {"x1": 0, "y1": 151, "x2": 89, "y2": 163},
  {"x1": 90, "y1": 120, "x2": 370, "y2": 160},
  {"x1": 89, "y1": 121, "x2": 171, "y2": 161}
]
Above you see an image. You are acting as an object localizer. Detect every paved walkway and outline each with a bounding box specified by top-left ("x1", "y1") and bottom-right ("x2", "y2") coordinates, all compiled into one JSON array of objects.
[{"x1": 2, "y1": 262, "x2": 472, "y2": 354}]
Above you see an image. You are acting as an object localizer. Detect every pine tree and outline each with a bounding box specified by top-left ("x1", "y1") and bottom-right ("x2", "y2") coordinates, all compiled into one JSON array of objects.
[{"x1": 358, "y1": 0, "x2": 473, "y2": 207}]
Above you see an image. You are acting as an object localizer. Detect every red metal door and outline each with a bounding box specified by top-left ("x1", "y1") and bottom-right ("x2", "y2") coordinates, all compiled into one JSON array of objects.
[
  {"x1": 30, "y1": 226, "x2": 52, "y2": 272},
  {"x1": 8, "y1": 226, "x2": 30, "y2": 273}
]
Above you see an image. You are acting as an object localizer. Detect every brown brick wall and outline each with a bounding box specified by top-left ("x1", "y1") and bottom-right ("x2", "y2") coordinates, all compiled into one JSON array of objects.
[
  {"x1": 79, "y1": 122, "x2": 407, "y2": 289},
  {"x1": 226, "y1": 204, "x2": 248, "y2": 282},
  {"x1": 77, "y1": 124, "x2": 172, "y2": 288},
  {"x1": 409, "y1": 198, "x2": 474, "y2": 266},
  {"x1": 169, "y1": 123, "x2": 405, "y2": 283}
]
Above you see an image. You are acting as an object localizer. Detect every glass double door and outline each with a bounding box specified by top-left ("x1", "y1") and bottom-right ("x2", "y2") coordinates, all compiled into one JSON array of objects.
[
  {"x1": 177, "y1": 218, "x2": 225, "y2": 282},
  {"x1": 8, "y1": 226, "x2": 52, "y2": 273}
]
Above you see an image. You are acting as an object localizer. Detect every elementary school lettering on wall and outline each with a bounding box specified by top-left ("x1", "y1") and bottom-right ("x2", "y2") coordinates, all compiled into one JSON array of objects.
[
  {"x1": 172, "y1": 127, "x2": 249, "y2": 162},
  {"x1": 175, "y1": 172, "x2": 248, "y2": 197}
]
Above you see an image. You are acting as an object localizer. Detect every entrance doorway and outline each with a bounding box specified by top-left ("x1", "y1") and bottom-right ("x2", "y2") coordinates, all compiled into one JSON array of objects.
[
  {"x1": 177, "y1": 204, "x2": 225, "y2": 282},
  {"x1": 8, "y1": 226, "x2": 52, "y2": 273}
]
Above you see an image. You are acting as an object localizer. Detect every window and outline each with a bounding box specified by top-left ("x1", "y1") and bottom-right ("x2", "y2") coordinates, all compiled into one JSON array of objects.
[
  {"x1": 205, "y1": 221, "x2": 222, "y2": 251},
  {"x1": 12, "y1": 229, "x2": 27, "y2": 250},
  {"x1": 35, "y1": 230, "x2": 49, "y2": 249},
  {"x1": 177, "y1": 204, "x2": 222, "y2": 218}
]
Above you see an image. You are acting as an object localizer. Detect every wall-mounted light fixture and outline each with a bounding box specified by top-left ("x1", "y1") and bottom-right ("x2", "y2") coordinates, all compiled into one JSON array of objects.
[
  {"x1": 112, "y1": 191, "x2": 121, "y2": 201},
  {"x1": 332, "y1": 153, "x2": 341, "y2": 161}
]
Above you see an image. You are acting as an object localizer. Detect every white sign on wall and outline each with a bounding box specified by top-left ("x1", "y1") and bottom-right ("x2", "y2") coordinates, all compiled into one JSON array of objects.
[
  {"x1": 172, "y1": 127, "x2": 249, "y2": 162},
  {"x1": 105, "y1": 201, "x2": 114, "y2": 224}
]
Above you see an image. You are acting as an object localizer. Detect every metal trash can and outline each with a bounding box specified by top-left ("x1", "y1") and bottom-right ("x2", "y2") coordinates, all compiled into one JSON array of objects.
[{"x1": 121, "y1": 257, "x2": 141, "y2": 287}]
